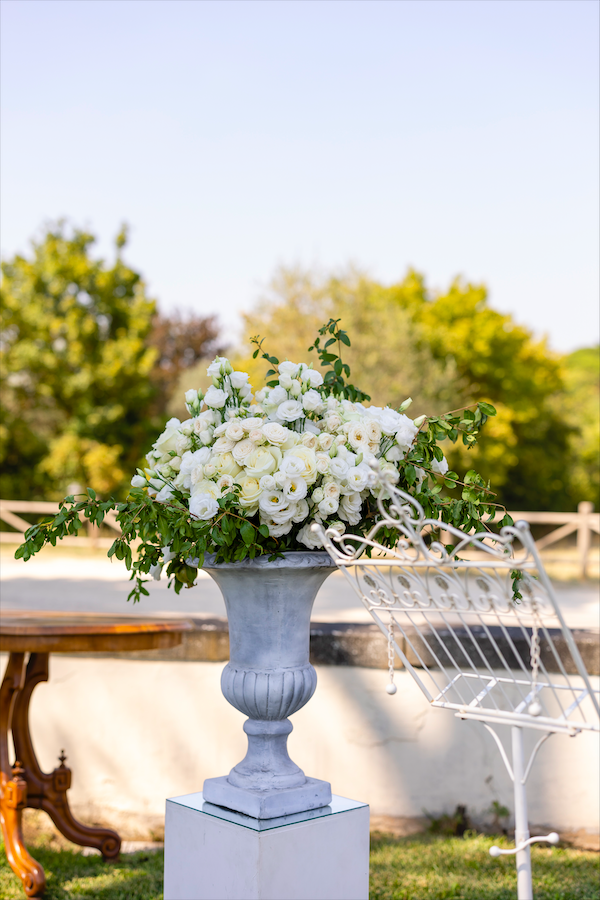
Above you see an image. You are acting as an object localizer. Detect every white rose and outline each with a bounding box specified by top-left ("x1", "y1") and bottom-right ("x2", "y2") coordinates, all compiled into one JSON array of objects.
[
  {"x1": 204, "y1": 386, "x2": 228, "y2": 409},
  {"x1": 180, "y1": 447, "x2": 211, "y2": 476},
  {"x1": 300, "y1": 432, "x2": 318, "y2": 450},
  {"x1": 130, "y1": 474, "x2": 146, "y2": 487},
  {"x1": 230, "y1": 371, "x2": 249, "y2": 389},
  {"x1": 284, "y1": 446, "x2": 318, "y2": 484},
  {"x1": 261, "y1": 422, "x2": 290, "y2": 445},
  {"x1": 236, "y1": 475, "x2": 262, "y2": 508},
  {"x1": 225, "y1": 421, "x2": 245, "y2": 441},
  {"x1": 366, "y1": 420, "x2": 382, "y2": 443},
  {"x1": 204, "y1": 461, "x2": 218, "y2": 477},
  {"x1": 315, "y1": 452, "x2": 330, "y2": 475},
  {"x1": 297, "y1": 521, "x2": 324, "y2": 549},
  {"x1": 214, "y1": 453, "x2": 242, "y2": 477},
  {"x1": 213, "y1": 437, "x2": 236, "y2": 454},
  {"x1": 154, "y1": 423, "x2": 180, "y2": 455},
  {"x1": 346, "y1": 463, "x2": 371, "y2": 492},
  {"x1": 190, "y1": 465, "x2": 205, "y2": 485},
  {"x1": 347, "y1": 421, "x2": 370, "y2": 450},
  {"x1": 277, "y1": 400, "x2": 305, "y2": 422},
  {"x1": 323, "y1": 480, "x2": 341, "y2": 500},
  {"x1": 326, "y1": 414, "x2": 343, "y2": 432},
  {"x1": 318, "y1": 432, "x2": 334, "y2": 451},
  {"x1": 170, "y1": 456, "x2": 182, "y2": 472},
  {"x1": 189, "y1": 493, "x2": 219, "y2": 520},
  {"x1": 312, "y1": 487, "x2": 325, "y2": 503},
  {"x1": 217, "y1": 474, "x2": 235, "y2": 493},
  {"x1": 278, "y1": 361, "x2": 299, "y2": 377},
  {"x1": 192, "y1": 479, "x2": 220, "y2": 499},
  {"x1": 248, "y1": 429, "x2": 265, "y2": 444},
  {"x1": 232, "y1": 438, "x2": 256, "y2": 463},
  {"x1": 302, "y1": 389, "x2": 324, "y2": 412},
  {"x1": 175, "y1": 434, "x2": 193, "y2": 456}
]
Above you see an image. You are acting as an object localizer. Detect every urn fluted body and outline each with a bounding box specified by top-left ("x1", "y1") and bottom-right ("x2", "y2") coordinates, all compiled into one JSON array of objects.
[{"x1": 202, "y1": 551, "x2": 335, "y2": 818}]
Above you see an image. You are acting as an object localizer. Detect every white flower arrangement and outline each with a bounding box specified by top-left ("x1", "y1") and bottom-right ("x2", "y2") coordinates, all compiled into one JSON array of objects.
[{"x1": 17, "y1": 319, "x2": 503, "y2": 601}]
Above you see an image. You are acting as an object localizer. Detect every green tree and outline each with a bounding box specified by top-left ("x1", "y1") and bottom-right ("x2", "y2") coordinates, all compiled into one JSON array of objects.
[
  {"x1": 237, "y1": 266, "x2": 578, "y2": 511},
  {"x1": 556, "y1": 346, "x2": 599, "y2": 509},
  {"x1": 0, "y1": 222, "x2": 159, "y2": 499}
]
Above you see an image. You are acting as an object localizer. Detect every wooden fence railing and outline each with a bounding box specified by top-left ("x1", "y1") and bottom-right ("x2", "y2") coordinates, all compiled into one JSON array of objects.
[{"x1": 1, "y1": 499, "x2": 599, "y2": 577}]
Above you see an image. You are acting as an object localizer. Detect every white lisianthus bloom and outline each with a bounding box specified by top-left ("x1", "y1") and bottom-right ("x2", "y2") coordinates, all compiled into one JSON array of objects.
[
  {"x1": 365, "y1": 406, "x2": 402, "y2": 436},
  {"x1": 169, "y1": 456, "x2": 182, "y2": 473},
  {"x1": 197, "y1": 427, "x2": 214, "y2": 445},
  {"x1": 149, "y1": 563, "x2": 163, "y2": 581},
  {"x1": 225, "y1": 421, "x2": 245, "y2": 442},
  {"x1": 279, "y1": 373, "x2": 293, "y2": 390},
  {"x1": 346, "y1": 463, "x2": 371, "y2": 492},
  {"x1": 278, "y1": 361, "x2": 299, "y2": 377},
  {"x1": 305, "y1": 369, "x2": 324, "y2": 388},
  {"x1": 385, "y1": 445, "x2": 404, "y2": 463},
  {"x1": 245, "y1": 446, "x2": 281, "y2": 478},
  {"x1": 204, "y1": 461, "x2": 218, "y2": 477},
  {"x1": 206, "y1": 357, "x2": 229, "y2": 377},
  {"x1": 213, "y1": 437, "x2": 236, "y2": 454},
  {"x1": 395, "y1": 415, "x2": 419, "y2": 452},
  {"x1": 318, "y1": 496, "x2": 339, "y2": 516},
  {"x1": 276, "y1": 400, "x2": 305, "y2": 422},
  {"x1": 339, "y1": 492, "x2": 362, "y2": 525},
  {"x1": 236, "y1": 475, "x2": 262, "y2": 508},
  {"x1": 131, "y1": 474, "x2": 146, "y2": 487},
  {"x1": 259, "y1": 490, "x2": 288, "y2": 514},
  {"x1": 180, "y1": 419, "x2": 194, "y2": 436},
  {"x1": 329, "y1": 520, "x2": 346, "y2": 536},
  {"x1": 180, "y1": 447, "x2": 211, "y2": 476},
  {"x1": 292, "y1": 498, "x2": 310, "y2": 522},
  {"x1": 265, "y1": 385, "x2": 288, "y2": 406},
  {"x1": 175, "y1": 434, "x2": 193, "y2": 456},
  {"x1": 303, "y1": 420, "x2": 320, "y2": 435},
  {"x1": 329, "y1": 457, "x2": 349, "y2": 480},
  {"x1": 283, "y1": 476, "x2": 308, "y2": 501},
  {"x1": 155, "y1": 484, "x2": 174, "y2": 503},
  {"x1": 190, "y1": 465, "x2": 205, "y2": 485},
  {"x1": 154, "y1": 420, "x2": 181, "y2": 455},
  {"x1": 255, "y1": 389, "x2": 266, "y2": 403},
  {"x1": 290, "y1": 380, "x2": 302, "y2": 398},
  {"x1": 185, "y1": 389, "x2": 198, "y2": 405},
  {"x1": 232, "y1": 438, "x2": 256, "y2": 463},
  {"x1": 270, "y1": 503, "x2": 298, "y2": 525},
  {"x1": 302, "y1": 389, "x2": 324, "y2": 412},
  {"x1": 312, "y1": 487, "x2": 325, "y2": 503},
  {"x1": 347, "y1": 422, "x2": 370, "y2": 451},
  {"x1": 204, "y1": 386, "x2": 228, "y2": 409},
  {"x1": 415, "y1": 466, "x2": 427, "y2": 486},
  {"x1": 261, "y1": 422, "x2": 290, "y2": 446},
  {"x1": 380, "y1": 463, "x2": 400, "y2": 485},
  {"x1": 431, "y1": 456, "x2": 449, "y2": 476},
  {"x1": 261, "y1": 515, "x2": 294, "y2": 537},
  {"x1": 189, "y1": 493, "x2": 219, "y2": 520},
  {"x1": 297, "y1": 521, "x2": 323, "y2": 549},
  {"x1": 229, "y1": 371, "x2": 249, "y2": 389}
]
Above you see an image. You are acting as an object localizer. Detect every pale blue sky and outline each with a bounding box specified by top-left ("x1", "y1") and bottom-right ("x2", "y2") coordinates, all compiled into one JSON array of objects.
[{"x1": 1, "y1": 0, "x2": 598, "y2": 352}]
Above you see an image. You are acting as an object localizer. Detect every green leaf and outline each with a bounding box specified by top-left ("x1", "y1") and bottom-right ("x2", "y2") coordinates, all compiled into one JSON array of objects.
[
  {"x1": 478, "y1": 401, "x2": 497, "y2": 416},
  {"x1": 240, "y1": 521, "x2": 255, "y2": 545}
]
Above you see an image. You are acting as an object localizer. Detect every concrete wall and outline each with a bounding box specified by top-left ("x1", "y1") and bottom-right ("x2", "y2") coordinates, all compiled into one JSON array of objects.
[{"x1": 2, "y1": 653, "x2": 597, "y2": 839}]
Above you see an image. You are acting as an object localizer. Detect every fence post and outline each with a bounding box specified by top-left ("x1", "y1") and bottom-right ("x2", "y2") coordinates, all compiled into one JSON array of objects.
[{"x1": 577, "y1": 501, "x2": 594, "y2": 580}]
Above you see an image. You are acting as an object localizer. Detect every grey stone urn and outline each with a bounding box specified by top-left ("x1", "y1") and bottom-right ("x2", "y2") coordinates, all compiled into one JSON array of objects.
[{"x1": 202, "y1": 551, "x2": 336, "y2": 819}]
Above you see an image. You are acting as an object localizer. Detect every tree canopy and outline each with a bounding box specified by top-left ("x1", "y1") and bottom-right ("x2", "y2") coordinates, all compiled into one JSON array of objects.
[
  {"x1": 0, "y1": 222, "x2": 218, "y2": 499},
  {"x1": 235, "y1": 267, "x2": 596, "y2": 511}
]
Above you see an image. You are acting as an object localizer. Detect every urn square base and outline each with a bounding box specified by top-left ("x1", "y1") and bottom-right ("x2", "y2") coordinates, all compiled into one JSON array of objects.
[
  {"x1": 164, "y1": 792, "x2": 369, "y2": 900},
  {"x1": 202, "y1": 774, "x2": 332, "y2": 818}
]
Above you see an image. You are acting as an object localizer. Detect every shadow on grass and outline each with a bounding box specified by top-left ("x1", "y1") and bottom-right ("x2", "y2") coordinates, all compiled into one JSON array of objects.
[{"x1": 0, "y1": 843, "x2": 163, "y2": 900}]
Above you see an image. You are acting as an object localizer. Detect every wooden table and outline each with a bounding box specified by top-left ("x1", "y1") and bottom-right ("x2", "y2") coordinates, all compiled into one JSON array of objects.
[{"x1": 0, "y1": 612, "x2": 191, "y2": 897}]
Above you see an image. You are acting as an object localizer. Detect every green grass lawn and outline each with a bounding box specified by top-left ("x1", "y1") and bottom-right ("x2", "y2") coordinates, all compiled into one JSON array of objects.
[{"x1": 1, "y1": 831, "x2": 598, "y2": 899}]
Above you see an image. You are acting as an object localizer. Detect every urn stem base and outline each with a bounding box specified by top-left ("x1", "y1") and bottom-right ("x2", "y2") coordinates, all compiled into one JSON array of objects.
[
  {"x1": 202, "y1": 775, "x2": 332, "y2": 819},
  {"x1": 227, "y1": 719, "x2": 305, "y2": 791}
]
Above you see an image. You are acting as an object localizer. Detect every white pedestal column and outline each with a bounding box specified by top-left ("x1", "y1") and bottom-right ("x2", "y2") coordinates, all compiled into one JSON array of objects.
[{"x1": 164, "y1": 793, "x2": 370, "y2": 900}]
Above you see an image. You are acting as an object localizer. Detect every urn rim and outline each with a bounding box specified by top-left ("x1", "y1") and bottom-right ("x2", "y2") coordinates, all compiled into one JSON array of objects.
[{"x1": 201, "y1": 550, "x2": 336, "y2": 571}]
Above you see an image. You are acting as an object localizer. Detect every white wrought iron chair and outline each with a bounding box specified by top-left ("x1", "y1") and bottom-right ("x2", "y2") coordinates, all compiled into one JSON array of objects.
[{"x1": 313, "y1": 462, "x2": 599, "y2": 900}]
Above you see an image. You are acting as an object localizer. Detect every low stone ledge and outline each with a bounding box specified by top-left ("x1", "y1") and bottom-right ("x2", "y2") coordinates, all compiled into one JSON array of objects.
[{"x1": 57, "y1": 616, "x2": 600, "y2": 675}]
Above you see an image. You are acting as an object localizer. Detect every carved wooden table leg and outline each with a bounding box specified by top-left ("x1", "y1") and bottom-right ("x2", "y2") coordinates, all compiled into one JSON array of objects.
[
  {"x1": 0, "y1": 653, "x2": 46, "y2": 897},
  {"x1": 11, "y1": 652, "x2": 121, "y2": 860}
]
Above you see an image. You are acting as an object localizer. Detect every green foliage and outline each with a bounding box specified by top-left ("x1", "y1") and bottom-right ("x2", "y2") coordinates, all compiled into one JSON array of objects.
[
  {"x1": 0, "y1": 222, "x2": 159, "y2": 499},
  {"x1": 237, "y1": 266, "x2": 588, "y2": 511}
]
